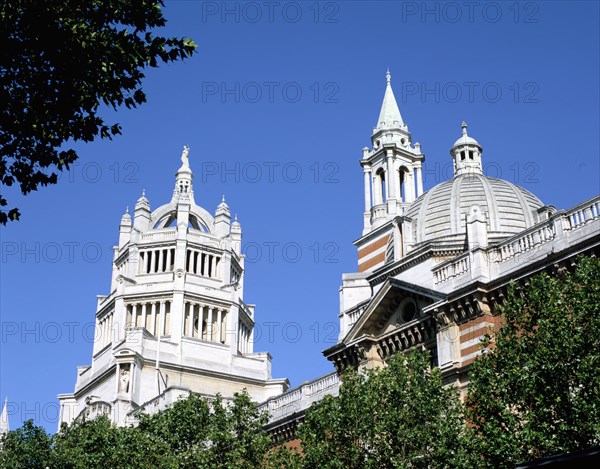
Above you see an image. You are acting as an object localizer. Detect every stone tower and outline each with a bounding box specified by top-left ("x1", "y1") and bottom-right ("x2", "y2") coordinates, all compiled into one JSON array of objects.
[{"x1": 58, "y1": 147, "x2": 288, "y2": 428}]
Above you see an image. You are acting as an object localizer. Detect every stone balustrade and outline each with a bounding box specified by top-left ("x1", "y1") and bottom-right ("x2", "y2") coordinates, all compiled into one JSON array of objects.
[
  {"x1": 431, "y1": 195, "x2": 600, "y2": 286},
  {"x1": 433, "y1": 253, "x2": 470, "y2": 285},
  {"x1": 139, "y1": 228, "x2": 177, "y2": 242},
  {"x1": 259, "y1": 372, "x2": 339, "y2": 423},
  {"x1": 492, "y1": 220, "x2": 556, "y2": 263},
  {"x1": 563, "y1": 197, "x2": 600, "y2": 230}
]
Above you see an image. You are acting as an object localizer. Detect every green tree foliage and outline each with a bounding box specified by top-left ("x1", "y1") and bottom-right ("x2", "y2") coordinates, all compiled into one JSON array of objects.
[
  {"x1": 1, "y1": 392, "x2": 271, "y2": 468},
  {"x1": 0, "y1": 420, "x2": 53, "y2": 469},
  {"x1": 467, "y1": 256, "x2": 600, "y2": 467},
  {"x1": 0, "y1": 0, "x2": 196, "y2": 223},
  {"x1": 3, "y1": 258, "x2": 598, "y2": 467},
  {"x1": 296, "y1": 349, "x2": 472, "y2": 468},
  {"x1": 138, "y1": 391, "x2": 271, "y2": 468},
  {"x1": 52, "y1": 415, "x2": 173, "y2": 468}
]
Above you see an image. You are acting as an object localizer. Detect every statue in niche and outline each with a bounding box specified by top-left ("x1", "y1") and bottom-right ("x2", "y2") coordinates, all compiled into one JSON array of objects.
[
  {"x1": 181, "y1": 145, "x2": 190, "y2": 167},
  {"x1": 119, "y1": 365, "x2": 130, "y2": 393}
]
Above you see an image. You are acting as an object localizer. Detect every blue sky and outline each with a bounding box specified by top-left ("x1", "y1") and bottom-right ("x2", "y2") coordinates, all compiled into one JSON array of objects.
[{"x1": 1, "y1": 1, "x2": 599, "y2": 431}]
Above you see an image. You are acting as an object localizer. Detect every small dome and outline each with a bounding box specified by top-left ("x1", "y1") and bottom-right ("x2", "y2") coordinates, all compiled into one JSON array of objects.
[
  {"x1": 406, "y1": 173, "x2": 543, "y2": 246},
  {"x1": 451, "y1": 121, "x2": 481, "y2": 151},
  {"x1": 452, "y1": 133, "x2": 480, "y2": 149}
]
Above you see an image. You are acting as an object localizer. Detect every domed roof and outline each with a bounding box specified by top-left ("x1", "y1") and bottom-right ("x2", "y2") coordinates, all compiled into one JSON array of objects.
[
  {"x1": 452, "y1": 133, "x2": 480, "y2": 149},
  {"x1": 406, "y1": 173, "x2": 543, "y2": 245},
  {"x1": 451, "y1": 121, "x2": 481, "y2": 150}
]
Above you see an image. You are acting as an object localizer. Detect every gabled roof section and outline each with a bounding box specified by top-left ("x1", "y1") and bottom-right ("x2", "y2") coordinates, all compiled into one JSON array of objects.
[{"x1": 340, "y1": 278, "x2": 445, "y2": 345}]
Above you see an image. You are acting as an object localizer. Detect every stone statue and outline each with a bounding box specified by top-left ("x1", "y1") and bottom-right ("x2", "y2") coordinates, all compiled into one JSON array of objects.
[
  {"x1": 181, "y1": 145, "x2": 190, "y2": 167},
  {"x1": 119, "y1": 366, "x2": 130, "y2": 393}
]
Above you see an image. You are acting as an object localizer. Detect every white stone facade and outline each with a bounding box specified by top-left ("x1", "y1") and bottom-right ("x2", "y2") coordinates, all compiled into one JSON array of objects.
[{"x1": 58, "y1": 148, "x2": 288, "y2": 428}]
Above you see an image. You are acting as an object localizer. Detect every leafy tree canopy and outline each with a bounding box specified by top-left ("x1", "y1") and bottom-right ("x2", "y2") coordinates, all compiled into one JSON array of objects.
[
  {"x1": 0, "y1": 419, "x2": 53, "y2": 469},
  {"x1": 1, "y1": 391, "x2": 272, "y2": 468},
  {"x1": 138, "y1": 391, "x2": 271, "y2": 468},
  {"x1": 467, "y1": 256, "x2": 600, "y2": 467},
  {"x1": 296, "y1": 349, "x2": 473, "y2": 469},
  {"x1": 0, "y1": 0, "x2": 196, "y2": 223}
]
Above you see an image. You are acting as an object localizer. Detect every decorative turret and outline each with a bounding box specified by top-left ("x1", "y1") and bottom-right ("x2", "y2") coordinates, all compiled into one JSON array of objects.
[
  {"x1": 450, "y1": 122, "x2": 483, "y2": 176},
  {"x1": 361, "y1": 71, "x2": 425, "y2": 234},
  {"x1": 58, "y1": 143, "x2": 288, "y2": 429},
  {"x1": 231, "y1": 214, "x2": 242, "y2": 255},
  {"x1": 173, "y1": 145, "x2": 195, "y2": 205},
  {"x1": 133, "y1": 190, "x2": 151, "y2": 231},
  {"x1": 214, "y1": 195, "x2": 231, "y2": 237},
  {"x1": 119, "y1": 206, "x2": 132, "y2": 247}
]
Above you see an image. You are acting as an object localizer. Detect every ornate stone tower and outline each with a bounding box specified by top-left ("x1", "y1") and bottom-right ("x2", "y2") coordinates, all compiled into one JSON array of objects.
[
  {"x1": 355, "y1": 71, "x2": 425, "y2": 274},
  {"x1": 58, "y1": 147, "x2": 288, "y2": 427}
]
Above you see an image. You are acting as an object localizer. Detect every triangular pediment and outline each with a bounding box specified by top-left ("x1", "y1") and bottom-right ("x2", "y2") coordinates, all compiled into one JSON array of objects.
[{"x1": 343, "y1": 278, "x2": 445, "y2": 344}]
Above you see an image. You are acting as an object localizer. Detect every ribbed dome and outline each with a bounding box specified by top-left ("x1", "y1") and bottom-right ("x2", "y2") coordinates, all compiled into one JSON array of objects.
[
  {"x1": 406, "y1": 173, "x2": 543, "y2": 245},
  {"x1": 452, "y1": 132, "x2": 480, "y2": 149}
]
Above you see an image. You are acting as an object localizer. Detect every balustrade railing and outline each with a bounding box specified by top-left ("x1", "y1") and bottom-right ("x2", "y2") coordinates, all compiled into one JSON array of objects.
[
  {"x1": 259, "y1": 372, "x2": 339, "y2": 422},
  {"x1": 433, "y1": 254, "x2": 469, "y2": 285}
]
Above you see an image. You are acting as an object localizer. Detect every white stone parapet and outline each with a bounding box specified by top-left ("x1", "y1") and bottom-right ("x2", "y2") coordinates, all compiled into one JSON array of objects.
[
  {"x1": 432, "y1": 195, "x2": 600, "y2": 289},
  {"x1": 259, "y1": 372, "x2": 339, "y2": 423},
  {"x1": 432, "y1": 253, "x2": 470, "y2": 285}
]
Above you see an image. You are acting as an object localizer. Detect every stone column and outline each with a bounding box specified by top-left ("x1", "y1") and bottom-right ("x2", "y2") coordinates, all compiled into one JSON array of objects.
[
  {"x1": 208, "y1": 307, "x2": 214, "y2": 341},
  {"x1": 216, "y1": 309, "x2": 222, "y2": 343},
  {"x1": 150, "y1": 302, "x2": 157, "y2": 336},
  {"x1": 406, "y1": 169, "x2": 415, "y2": 203},
  {"x1": 363, "y1": 166, "x2": 372, "y2": 211},
  {"x1": 199, "y1": 304, "x2": 205, "y2": 339},
  {"x1": 416, "y1": 166, "x2": 423, "y2": 197},
  {"x1": 387, "y1": 153, "x2": 396, "y2": 200},
  {"x1": 437, "y1": 322, "x2": 460, "y2": 371},
  {"x1": 187, "y1": 302, "x2": 194, "y2": 337},
  {"x1": 159, "y1": 301, "x2": 166, "y2": 337}
]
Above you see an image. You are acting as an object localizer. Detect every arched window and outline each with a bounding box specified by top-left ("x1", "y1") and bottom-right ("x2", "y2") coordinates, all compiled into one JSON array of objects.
[
  {"x1": 153, "y1": 213, "x2": 209, "y2": 232},
  {"x1": 375, "y1": 168, "x2": 386, "y2": 204}
]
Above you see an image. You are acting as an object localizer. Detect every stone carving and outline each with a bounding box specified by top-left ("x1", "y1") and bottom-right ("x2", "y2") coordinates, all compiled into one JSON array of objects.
[
  {"x1": 181, "y1": 145, "x2": 190, "y2": 167},
  {"x1": 119, "y1": 365, "x2": 130, "y2": 393}
]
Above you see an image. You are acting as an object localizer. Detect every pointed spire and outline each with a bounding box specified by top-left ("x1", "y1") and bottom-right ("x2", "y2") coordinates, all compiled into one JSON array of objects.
[
  {"x1": 376, "y1": 69, "x2": 404, "y2": 130},
  {"x1": 216, "y1": 194, "x2": 230, "y2": 216},
  {"x1": 121, "y1": 205, "x2": 132, "y2": 225},
  {"x1": 232, "y1": 214, "x2": 241, "y2": 230},
  {"x1": 0, "y1": 398, "x2": 9, "y2": 435},
  {"x1": 135, "y1": 188, "x2": 150, "y2": 212}
]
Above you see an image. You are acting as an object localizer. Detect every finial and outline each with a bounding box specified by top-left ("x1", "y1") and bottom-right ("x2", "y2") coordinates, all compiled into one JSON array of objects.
[
  {"x1": 181, "y1": 145, "x2": 190, "y2": 167},
  {"x1": 222, "y1": 195, "x2": 225, "y2": 202},
  {"x1": 125, "y1": 206, "x2": 129, "y2": 214},
  {"x1": 461, "y1": 121, "x2": 468, "y2": 135},
  {"x1": 386, "y1": 68, "x2": 391, "y2": 85},
  {"x1": 234, "y1": 214, "x2": 238, "y2": 221}
]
